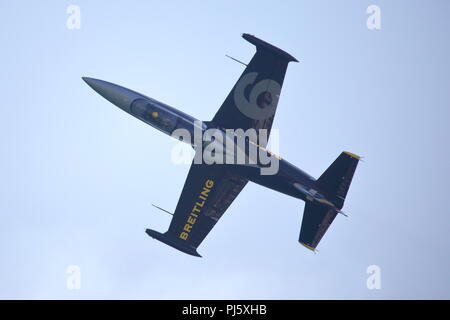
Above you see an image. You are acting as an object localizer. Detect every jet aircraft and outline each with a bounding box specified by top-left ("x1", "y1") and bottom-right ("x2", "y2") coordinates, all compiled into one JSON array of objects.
[{"x1": 83, "y1": 33, "x2": 360, "y2": 257}]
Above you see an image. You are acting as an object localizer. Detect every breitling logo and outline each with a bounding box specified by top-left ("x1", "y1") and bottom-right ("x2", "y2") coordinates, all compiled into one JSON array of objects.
[{"x1": 179, "y1": 179, "x2": 215, "y2": 241}]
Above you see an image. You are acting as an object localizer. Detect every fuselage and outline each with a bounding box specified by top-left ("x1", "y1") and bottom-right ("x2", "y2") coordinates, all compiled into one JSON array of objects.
[{"x1": 83, "y1": 77, "x2": 318, "y2": 202}]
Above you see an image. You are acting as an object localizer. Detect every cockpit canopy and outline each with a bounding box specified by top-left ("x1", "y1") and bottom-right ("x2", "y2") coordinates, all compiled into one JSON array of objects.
[{"x1": 131, "y1": 99, "x2": 178, "y2": 134}]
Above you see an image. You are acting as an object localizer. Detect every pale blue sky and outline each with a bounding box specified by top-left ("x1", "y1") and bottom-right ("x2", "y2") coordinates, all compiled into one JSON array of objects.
[{"x1": 0, "y1": 1, "x2": 449, "y2": 299}]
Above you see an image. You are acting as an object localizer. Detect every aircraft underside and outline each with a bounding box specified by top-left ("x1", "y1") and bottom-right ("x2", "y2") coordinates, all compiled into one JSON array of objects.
[{"x1": 83, "y1": 33, "x2": 360, "y2": 257}]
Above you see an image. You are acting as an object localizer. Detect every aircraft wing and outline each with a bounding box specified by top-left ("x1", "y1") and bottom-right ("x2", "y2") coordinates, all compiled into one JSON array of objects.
[
  {"x1": 212, "y1": 33, "x2": 298, "y2": 146},
  {"x1": 146, "y1": 161, "x2": 248, "y2": 257},
  {"x1": 146, "y1": 34, "x2": 298, "y2": 256}
]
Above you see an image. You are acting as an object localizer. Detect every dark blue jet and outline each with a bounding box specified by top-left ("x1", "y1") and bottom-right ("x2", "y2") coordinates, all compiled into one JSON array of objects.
[{"x1": 83, "y1": 33, "x2": 360, "y2": 257}]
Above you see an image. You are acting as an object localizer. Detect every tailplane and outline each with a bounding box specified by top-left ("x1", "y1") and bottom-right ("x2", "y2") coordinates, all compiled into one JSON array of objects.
[
  {"x1": 315, "y1": 151, "x2": 360, "y2": 210},
  {"x1": 299, "y1": 151, "x2": 360, "y2": 251}
]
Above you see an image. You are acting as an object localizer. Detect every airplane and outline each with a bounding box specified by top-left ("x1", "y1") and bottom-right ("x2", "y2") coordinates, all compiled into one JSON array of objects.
[{"x1": 83, "y1": 33, "x2": 360, "y2": 257}]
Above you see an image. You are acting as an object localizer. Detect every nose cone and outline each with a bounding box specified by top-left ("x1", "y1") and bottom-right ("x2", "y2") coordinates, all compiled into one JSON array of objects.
[{"x1": 82, "y1": 77, "x2": 144, "y2": 113}]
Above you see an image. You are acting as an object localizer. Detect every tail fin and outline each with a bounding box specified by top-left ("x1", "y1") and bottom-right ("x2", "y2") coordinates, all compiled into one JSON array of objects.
[
  {"x1": 315, "y1": 151, "x2": 360, "y2": 210},
  {"x1": 299, "y1": 152, "x2": 360, "y2": 251}
]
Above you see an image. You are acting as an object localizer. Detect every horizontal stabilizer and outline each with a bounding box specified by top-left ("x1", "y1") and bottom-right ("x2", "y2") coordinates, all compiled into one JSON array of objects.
[
  {"x1": 299, "y1": 151, "x2": 360, "y2": 251},
  {"x1": 315, "y1": 151, "x2": 360, "y2": 209},
  {"x1": 299, "y1": 202, "x2": 338, "y2": 251}
]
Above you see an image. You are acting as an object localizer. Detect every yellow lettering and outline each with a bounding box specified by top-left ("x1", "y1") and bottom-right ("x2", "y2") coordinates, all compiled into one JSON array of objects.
[
  {"x1": 179, "y1": 232, "x2": 189, "y2": 240},
  {"x1": 205, "y1": 179, "x2": 214, "y2": 189},
  {"x1": 196, "y1": 200, "x2": 205, "y2": 208},
  {"x1": 180, "y1": 179, "x2": 215, "y2": 238},
  {"x1": 200, "y1": 187, "x2": 211, "y2": 198},
  {"x1": 187, "y1": 216, "x2": 197, "y2": 224}
]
